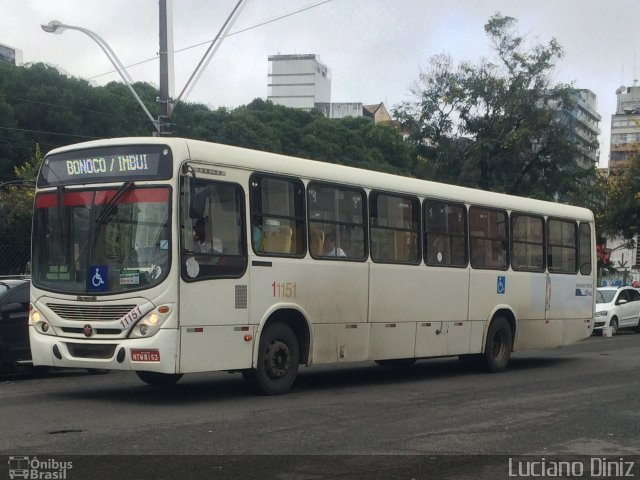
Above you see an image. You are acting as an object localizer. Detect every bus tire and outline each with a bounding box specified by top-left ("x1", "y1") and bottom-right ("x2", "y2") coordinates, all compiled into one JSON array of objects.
[
  {"x1": 136, "y1": 371, "x2": 183, "y2": 386},
  {"x1": 375, "y1": 358, "x2": 416, "y2": 368},
  {"x1": 245, "y1": 323, "x2": 299, "y2": 395},
  {"x1": 482, "y1": 316, "x2": 513, "y2": 373}
]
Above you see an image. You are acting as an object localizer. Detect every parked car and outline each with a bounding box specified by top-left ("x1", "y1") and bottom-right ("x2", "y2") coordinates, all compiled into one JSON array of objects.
[
  {"x1": 594, "y1": 286, "x2": 640, "y2": 335},
  {"x1": 0, "y1": 277, "x2": 30, "y2": 368}
]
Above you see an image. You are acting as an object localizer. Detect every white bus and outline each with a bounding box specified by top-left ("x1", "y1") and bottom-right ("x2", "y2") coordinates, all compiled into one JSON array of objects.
[{"x1": 29, "y1": 137, "x2": 595, "y2": 394}]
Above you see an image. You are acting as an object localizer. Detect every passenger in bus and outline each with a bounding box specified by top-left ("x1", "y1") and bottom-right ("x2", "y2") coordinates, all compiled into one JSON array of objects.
[
  {"x1": 192, "y1": 217, "x2": 222, "y2": 254},
  {"x1": 324, "y1": 231, "x2": 347, "y2": 257}
]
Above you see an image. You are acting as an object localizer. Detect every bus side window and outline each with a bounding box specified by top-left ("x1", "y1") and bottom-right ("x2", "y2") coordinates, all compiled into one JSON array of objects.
[
  {"x1": 250, "y1": 174, "x2": 306, "y2": 257},
  {"x1": 307, "y1": 182, "x2": 367, "y2": 260},
  {"x1": 469, "y1": 206, "x2": 508, "y2": 270},
  {"x1": 180, "y1": 177, "x2": 247, "y2": 280},
  {"x1": 578, "y1": 223, "x2": 592, "y2": 275},
  {"x1": 424, "y1": 200, "x2": 467, "y2": 267},
  {"x1": 547, "y1": 218, "x2": 577, "y2": 274}
]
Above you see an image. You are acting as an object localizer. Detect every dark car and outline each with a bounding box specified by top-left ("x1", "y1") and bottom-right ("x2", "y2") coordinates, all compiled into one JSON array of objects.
[{"x1": 0, "y1": 277, "x2": 30, "y2": 368}]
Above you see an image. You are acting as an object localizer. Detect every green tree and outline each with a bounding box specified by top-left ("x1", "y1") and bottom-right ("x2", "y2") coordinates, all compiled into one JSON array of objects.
[
  {"x1": 394, "y1": 13, "x2": 591, "y2": 202},
  {"x1": 0, "y1": 143, "x2": 42, "y2": 273},
  {"x1": 600, "y1": 151, "x2": 640, "y2": 240}
]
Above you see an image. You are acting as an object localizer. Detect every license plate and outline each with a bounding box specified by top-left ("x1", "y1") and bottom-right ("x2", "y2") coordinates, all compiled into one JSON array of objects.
[{"x1": 131, "y1": 349, "x2": 160, "y2": 362}]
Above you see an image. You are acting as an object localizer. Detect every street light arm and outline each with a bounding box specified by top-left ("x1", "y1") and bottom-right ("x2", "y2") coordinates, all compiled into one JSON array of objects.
[{"x1": 41, "y1": 20, "x2": 159, "y2": 132}]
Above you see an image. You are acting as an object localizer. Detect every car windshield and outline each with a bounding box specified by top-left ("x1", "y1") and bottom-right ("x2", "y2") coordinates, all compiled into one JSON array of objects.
[
  {"x1": 0, "y1": 279, "x2": 26, "y2": 296},
  {"x1": 32, "y1": 186, "x2": 170, "y2": 294},
  {"x1": 596, "y1": 289, "x2": 616, "y2": 304}
]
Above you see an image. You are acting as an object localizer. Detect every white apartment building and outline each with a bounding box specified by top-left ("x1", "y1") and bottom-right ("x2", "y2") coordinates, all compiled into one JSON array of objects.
[
  {"x1": 267, "y1": 54, "x2": 331, "y2": 110},
  {"x1": 0, "y1": 43, "x2": 23, "y2": 66}
]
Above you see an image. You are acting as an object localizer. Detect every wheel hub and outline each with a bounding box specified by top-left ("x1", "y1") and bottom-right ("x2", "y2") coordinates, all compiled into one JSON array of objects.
[{"x1": 265, "y1": 340, "x2": 291, "y2": 379}]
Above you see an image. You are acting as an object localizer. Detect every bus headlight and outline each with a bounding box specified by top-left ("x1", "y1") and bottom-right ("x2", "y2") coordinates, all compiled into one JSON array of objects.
[
  {"x1": 29, "y1": 307, "x2": 57, "y2": 336},
  {"x1": 129, "y1": 306, "x2": 170, "y2": 338}
]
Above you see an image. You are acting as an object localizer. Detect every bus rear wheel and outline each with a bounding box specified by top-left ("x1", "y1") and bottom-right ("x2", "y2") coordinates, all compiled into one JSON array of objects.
[
  {"x1": 136, "y1": 371, "x2": 183, "y2": 386},
  {"x1": 482, "y1": 316, "x2": 513, "y2": 373},
  {"x1": 244, "y1": 323, "x2": 299, "y2": 395}
]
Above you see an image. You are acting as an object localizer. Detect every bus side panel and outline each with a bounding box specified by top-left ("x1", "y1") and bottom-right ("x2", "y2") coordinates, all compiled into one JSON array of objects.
[
  {"x1": 312, "y1": 323, "x2": 371, "y2": 363},
  {"x1": 179, "y1": 279, "x2": 252, "y2": 373},
  {"x1": 369, "y1": 264, "x2": 471, "y2": 358},
  {"x1": 369, "y1": 322, "x2": 416, "y2": 360},
  {"x1": 250, "y1": 258, "x2": 370, "y2": 365},
  {"x1": 507, "y1": 271, "x2": 548, "y2": 351},
  {"x1": 546, "y1": 273, "x2": 594, "y2": 345},
  {"x1": 179, "y1": 325, "x2": 256, "y2": 373}
]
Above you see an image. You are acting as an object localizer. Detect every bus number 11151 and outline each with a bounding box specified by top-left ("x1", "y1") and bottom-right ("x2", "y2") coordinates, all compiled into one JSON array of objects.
[{"x1": 272, "y1": 282, "x2": 296, "y2": 298}]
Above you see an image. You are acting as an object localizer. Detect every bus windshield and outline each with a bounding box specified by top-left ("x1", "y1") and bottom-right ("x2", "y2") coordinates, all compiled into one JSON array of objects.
[{"x1": 32, "y1": 186, "x2": 171, "y2": 294}]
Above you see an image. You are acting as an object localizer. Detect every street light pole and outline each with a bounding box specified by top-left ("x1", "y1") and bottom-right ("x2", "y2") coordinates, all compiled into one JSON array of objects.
[
  {"x1": 41, "y1": 20, "x2": 161, "y2": 135},
  {"x1": 158, "y1": 0, "x2": 174, "y2": 135}
]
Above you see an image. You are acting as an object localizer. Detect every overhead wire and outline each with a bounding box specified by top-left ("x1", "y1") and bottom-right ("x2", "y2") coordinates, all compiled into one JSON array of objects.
[
  {"x1": 1, "y1": 0, "x2": 344, "y2": 167},
  {"x1": 88, "y1": 0, "x2": 333, "y2": 81}
]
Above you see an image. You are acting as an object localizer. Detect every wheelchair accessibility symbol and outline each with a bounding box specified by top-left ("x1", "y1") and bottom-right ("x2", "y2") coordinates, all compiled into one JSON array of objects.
[
  {"x1": 89, "y1": 265, "x2": 108, "y2": 291},
  {"x1": 497, "y1": 276, "x2": 506, "y2": 294}
]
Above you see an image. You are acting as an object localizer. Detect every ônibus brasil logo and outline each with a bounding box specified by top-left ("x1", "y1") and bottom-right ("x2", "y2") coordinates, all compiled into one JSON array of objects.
[{"x1": 8, "y1": 456, "x2": 73, "y2": 479}]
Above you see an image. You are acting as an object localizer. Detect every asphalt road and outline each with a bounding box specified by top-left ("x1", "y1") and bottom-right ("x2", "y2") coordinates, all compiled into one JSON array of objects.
[{"x1": 1, "y1": 332, "x2": 639, "y2": 479}]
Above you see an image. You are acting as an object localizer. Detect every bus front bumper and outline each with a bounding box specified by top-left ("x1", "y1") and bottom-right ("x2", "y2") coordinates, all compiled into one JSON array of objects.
[{"x1": 29, "y1": 327, "x2": 179, "y2": 374}]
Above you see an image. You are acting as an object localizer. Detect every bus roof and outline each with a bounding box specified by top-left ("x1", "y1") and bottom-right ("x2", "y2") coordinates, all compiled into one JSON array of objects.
[{"x1": 44, "y1": 136, "x2": 594, "y2": 222}]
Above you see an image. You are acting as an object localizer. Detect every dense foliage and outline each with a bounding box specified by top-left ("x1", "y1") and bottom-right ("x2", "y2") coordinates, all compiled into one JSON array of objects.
[
  {"x1": 0, "y1": 61, "x2": 413, "y2": 184},
  {"x1": 394, "y1": 14, "x2": 596, "y2": 206},
  {"x1": 600, "y1": 152, "x2": 640, "y2": 240}
]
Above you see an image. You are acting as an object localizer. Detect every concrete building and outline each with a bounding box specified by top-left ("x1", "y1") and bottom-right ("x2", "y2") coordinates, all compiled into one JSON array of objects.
[
  {"x1": 549, "y1": 89, "x2": 601, "y2": 170},
  {"x1": 610, "y1": 85, "x2": 640, "y2": 170},
  {"x1": 267, "y1": 54, "x2": 331, "y2": 110},
  {"x1": 569, "y1": 89, "x2": 601, "y2": 169},
  {"x1": 0, "y1": 43, "x2": 23, "y2": 66},
  {"x1": 314, "y1": 102, "x2": 362, "y2": 119}
]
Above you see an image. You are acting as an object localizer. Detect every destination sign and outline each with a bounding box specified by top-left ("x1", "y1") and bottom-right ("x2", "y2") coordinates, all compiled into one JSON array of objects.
[{"x1": 38, "y1": 144, "x2": 173, "y2": 186}]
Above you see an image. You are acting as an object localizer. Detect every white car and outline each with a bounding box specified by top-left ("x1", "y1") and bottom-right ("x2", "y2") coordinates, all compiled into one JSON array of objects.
[{"x1": 594, "y1": 286, "x2": 640, "y2": 335}]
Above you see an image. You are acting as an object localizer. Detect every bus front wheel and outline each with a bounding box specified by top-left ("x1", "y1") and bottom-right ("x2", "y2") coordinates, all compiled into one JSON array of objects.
[
  {"x1": 482, "y1": 316, "x2": 513, "y2": 373},
  {"x1": 244, "y1": 323, "x2": 299, "y2": 395},
  {"x1": 136, "y1": 371, "x2": 183, "y2": 386}
]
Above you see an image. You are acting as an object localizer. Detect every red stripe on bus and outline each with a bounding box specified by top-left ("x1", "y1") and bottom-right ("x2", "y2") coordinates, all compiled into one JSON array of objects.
[{"x1": 35, "y1": 188, "x2": 169, "y2": 208}]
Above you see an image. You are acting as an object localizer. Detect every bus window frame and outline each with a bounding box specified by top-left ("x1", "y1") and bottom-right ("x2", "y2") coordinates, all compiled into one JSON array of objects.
[
  {"x1": 578, "y1": 222, "x2": 593, "y2": 276},
  {"x1": 469, "y1": 205, "x2": 510, "y2": 271},
  {"x1": 510, "y1": 212, "x2": 546, "y2": 273},
  {"x1": 423, "y1": 198, "x2": 468, "y2": 268},
  {"x1": 546, "y1": 217, "x2": 578, "y2": 275},
  {"x1": 250, "y1": 172, "x2": 307, "y2": 259},
  {"x1": 179, "y1": 177, "x2": 248, "y2": 282},
  {"x1": 306, "y1": 181, "x2": 368, "y2": 262},
  {"x1": 369, "y1": 190, "x2": 422, "y2": 266}
]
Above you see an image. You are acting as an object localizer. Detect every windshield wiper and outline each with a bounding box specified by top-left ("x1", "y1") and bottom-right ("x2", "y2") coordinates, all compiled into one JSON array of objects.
[{"x1": 95, "y1": 181, "x2": 134, "y2": 225}]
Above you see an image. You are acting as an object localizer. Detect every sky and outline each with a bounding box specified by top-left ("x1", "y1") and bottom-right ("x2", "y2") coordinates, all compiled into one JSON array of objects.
[{"x1": 2, "y1": 0, "x2": 640, "y2": 168}]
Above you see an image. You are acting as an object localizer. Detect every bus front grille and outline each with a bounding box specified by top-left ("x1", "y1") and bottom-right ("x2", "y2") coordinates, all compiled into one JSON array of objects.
[
  {"x1": 61, "y1": 327, "x2": 123, "y2": 336},
  {"x1": 47, "y1": 304, "x2": 137, "y2": 322},
  {"x1": 65, "y1": 343, "x2": 117, "y2": 359}
]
